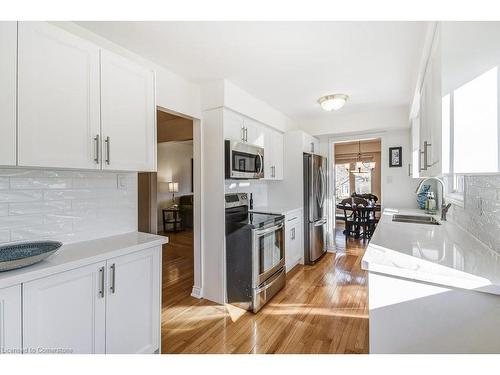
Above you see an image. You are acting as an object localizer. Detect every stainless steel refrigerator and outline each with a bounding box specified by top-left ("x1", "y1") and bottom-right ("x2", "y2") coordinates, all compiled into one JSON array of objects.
[{"x1": 303, "y1": 153, "x2": 327, "y2": 264}]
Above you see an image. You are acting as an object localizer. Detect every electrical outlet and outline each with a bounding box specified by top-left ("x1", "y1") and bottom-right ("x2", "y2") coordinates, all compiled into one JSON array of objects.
[{"x1": 117, "y1": 175, "x2": 127, "y2": 189}]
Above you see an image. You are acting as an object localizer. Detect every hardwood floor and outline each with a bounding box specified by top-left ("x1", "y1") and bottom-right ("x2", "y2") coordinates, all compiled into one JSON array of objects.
[{"x1": 160, "y1": 223, "x2": 369, "y2": 354}]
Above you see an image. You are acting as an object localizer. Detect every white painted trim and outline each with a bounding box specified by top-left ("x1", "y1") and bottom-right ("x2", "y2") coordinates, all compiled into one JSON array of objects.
[
  {"x1": 156, "y1": 108, "x2": 203, "y2": 301},
  {"x1": 190, "y1": 286, "x2": 203, "y2": 299},
  {"x1": 328, "y1": 131, "x2": 386, "y2": 246}
]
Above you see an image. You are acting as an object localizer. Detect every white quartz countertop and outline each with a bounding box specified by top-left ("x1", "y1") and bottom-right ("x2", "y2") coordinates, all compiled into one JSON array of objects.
[
  {"x1": 362, "y1": 208, "x2": 500, "y2": 296},
  {"x1": 252, "y1": 205, "x2": 302, "y2": 216},
  {"x1": 0, "y1": 232, "x2": 168, "y2": 289}
]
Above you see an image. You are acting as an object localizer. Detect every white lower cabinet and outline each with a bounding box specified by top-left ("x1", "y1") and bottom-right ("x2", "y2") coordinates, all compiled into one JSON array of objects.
[
  {"x1": 23, "y1": 262, "x2": 107, "y2": 354},
  {"x1": 0, "y1": 285, "x2": 22, "y2": 354},
  {"x1": 21, "y1": 246, "x2": 161, "y2": 354},
  {"x1": 285, "y1": 209, "x2": 303, "y2": 272},
  {"x1": 105, "y1": 247, "x2": 160, "y2": 354}
]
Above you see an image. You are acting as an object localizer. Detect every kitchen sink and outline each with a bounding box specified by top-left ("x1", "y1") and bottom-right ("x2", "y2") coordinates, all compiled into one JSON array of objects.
[
  {"x1": 392, "y1": 214, "x2": 441, "y2": 225},
  {"x1": 0, "y1": 241, "x2": 62, "y2": 272}
]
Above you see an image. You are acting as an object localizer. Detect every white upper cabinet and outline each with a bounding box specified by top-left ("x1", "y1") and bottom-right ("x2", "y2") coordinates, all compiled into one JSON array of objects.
[
  {"x1": 223, "y1": 109, "x2": 246, "y2": 141},
  {"x1": 100, "y1": 50, "x2": 156, "y2": 172},
  {"x1": 23, "y1": 261, "x2": 107, "y2": 354},
  {"x1": 244, "y1": 118, "x2": 265, "y2": 147},
  {"x1": 105, "y1": 247, "x2": 160, "y2": 354},
  {"x1": 0, "y1": 22, "x2": 17, "y2": 167},
  {"x1": 418, "y1": 25, "x2": 442, "y2": 177},
  {"x1": 264, "y1": 127, "x2": 284, "y2": 180},
  {"x1": 17, "y1": 22, "x2": 101, "y2": 169},
  {"x1": 302, "y1": 132, "x2": 320, "y2": 154},
  {"x1": 0, "y1": 285, "x2": 22, "y2": 353}
]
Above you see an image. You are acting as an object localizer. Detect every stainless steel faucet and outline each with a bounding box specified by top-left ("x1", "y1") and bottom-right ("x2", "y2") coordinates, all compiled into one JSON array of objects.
[{"x1": 415, "y1": 177, "x2": 452, "y2": 221}]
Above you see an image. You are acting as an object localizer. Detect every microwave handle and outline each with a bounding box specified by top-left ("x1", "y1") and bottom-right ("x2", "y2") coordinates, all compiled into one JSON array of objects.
[{"x1": 257, "y1": 153, "x2": 264, "y2": 175}]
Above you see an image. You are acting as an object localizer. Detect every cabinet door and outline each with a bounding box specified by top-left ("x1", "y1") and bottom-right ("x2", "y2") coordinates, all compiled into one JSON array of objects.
[
  {"x1": 245, "y1": 118, "x2": 265, "y2": 147},
  {"x1": 23, "y1": 262, "x2": 106, "y2": 354},
  {"x1": 0, "y1": 22, "x2": 17, "y2": 166},
  {"x1": 285, "y1": 215, "x2": 302, "y2": 272},
  {"x1": 105, "y1": 247, "x2": 161, "y2": 354},
  {"x1": 17, "y1": 22, "x2": 101, "y2": 169},
  {"x1": 0, "y1": 285, "x2": 22, "y2": 353},
  {"x1": 273, "y1": 132, "x2": 284, "y2": 180},
  {"x1": 101, "y1": 50, "x2": 156, "y2": 172},
  {"x1": 263, "y1": 128, "x2": 284, "y2": 180},
  {"x1": 223, "y1": 109, "x2": 245, "y2": 141}
]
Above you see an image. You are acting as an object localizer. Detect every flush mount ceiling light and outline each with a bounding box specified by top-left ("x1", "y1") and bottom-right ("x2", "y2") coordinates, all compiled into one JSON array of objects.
[{"x1": 318, "y1": 94, "x2": 349, "y2": 111}]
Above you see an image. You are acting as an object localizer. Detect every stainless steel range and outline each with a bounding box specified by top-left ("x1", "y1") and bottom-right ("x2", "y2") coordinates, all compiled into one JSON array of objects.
[{"x1": 225, "y1": 193, "x2": 285, "y2": 313}]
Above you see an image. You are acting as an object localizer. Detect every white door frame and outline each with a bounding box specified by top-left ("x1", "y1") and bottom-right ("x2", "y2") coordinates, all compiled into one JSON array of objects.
[
  {"x1": 328, "y1": 131, "x2": 385, "y2": 246},
  {"x1": 156, "y1": 106, "x2": 203, "y2": 299}
]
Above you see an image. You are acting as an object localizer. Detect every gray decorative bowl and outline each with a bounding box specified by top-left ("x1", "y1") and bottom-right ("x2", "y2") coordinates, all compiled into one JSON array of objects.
[{"x1": 0, "y1": 241, "x2": 62, "y2": 272}]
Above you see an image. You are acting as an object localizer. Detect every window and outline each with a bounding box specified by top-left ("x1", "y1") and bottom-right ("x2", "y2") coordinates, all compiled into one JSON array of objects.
[
  {"x1": 335, "y1": 164, "x2": 350, "y2": 200},
  {"x1": 441, "y1": 66, "x2": 498, "y2": 206}
]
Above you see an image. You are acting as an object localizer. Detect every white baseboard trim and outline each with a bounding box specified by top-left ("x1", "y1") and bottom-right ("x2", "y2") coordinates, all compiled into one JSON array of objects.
[{"x1": 191, "y1": 285, "x2": 203, "y2": 299}]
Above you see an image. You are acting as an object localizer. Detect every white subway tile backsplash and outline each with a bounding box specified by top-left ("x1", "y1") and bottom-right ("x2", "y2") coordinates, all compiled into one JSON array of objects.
[
  {"x1": 0, "y1": 230, "x2": 10, "y2": 244},
  {"x1": 0, "y1": 168, "x2": 137, "y2": 245},
  {"x1": 0, "y1": 177, "x2": 9, "y2": 189},
  {"x1": 9, "y1": 177, "x2": 73, "y2": 190},
  {"x1": 0, "y1": 215, "x2": 44, "y2": 230},
  {"x1": 11, "y1": 222, "x2": 74, "y2": 242},
  {"x1": 0, "y1": 190, "x2": 43, "y2": 203},
  {"x1": 9, "y1": 200, "x2": 72, "y2": 215},
  {"x1": 449, "y1": 174, "x2": 500, "y2": 255}
]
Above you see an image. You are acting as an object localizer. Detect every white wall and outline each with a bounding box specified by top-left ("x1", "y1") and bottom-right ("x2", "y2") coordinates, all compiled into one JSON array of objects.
[
  {"x1": 157, "y1": 141, "x2": 193, "y2": 227},
  {"x1": 201, "y1": 79, "x2": 299, "y2": 133},
  {"x1": 225, "y1": 180, "x2": 268, "y2": 208},
  {"x1": 0, "y1": 169, "x2": 137, "y2": 245},
  {"x1": 305, "y1": 106, "x2": 409, "y2": 136},
  {"x1": 380, "y1": 129, "x2": 420, "y2": 209}
]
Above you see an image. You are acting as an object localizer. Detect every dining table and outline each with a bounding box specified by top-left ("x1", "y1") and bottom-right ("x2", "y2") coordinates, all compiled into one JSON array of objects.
[{"x1": 336, "y1": 202, "x2": 381, "y2": 239}]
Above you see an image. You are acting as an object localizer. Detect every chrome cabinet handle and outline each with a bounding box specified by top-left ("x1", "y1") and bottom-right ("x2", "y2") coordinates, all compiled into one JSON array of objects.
[
  {"x1": 291, "y1": 227, "x2": 296, "y2": 240},
  {"x1": 104, "y1": 136, "x2": 111, "y2": 165},
  {"x1": 424, "y1": 141, "x2": 432, "y2": 169},
  {"x1": 419, "y1": 149, "x2": 426, "y2": 171},
  {"x1": 408, "y1": 163, "x2": 411, "y2": 176},
  {"x1": 241, "y1": 126, "x2": 245, "y2": 142},
  {"x1": 244, "y1": 127, "x2": 248, "y2": 142},
  {"x1": 311, "y1": 142, "x2": 315, "y2": 153},
  {"x1": 110, "y1": 263, "x2": 116, "y2": 294},
  {"x1": 98, "y1": 266, "x2": 105, "y2": 298},
  {"x1": 93, "y1": 134, "x2": 100, "y2": 164}
]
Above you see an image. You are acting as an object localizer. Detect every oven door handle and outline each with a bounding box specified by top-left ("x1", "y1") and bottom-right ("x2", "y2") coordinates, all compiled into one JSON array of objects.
[
  {"x1": 255, "y1": 268, "x2": 285, "y2": 293},
  {"x1": 255, "y1": 223, "x2": 283, "y2": 236}
]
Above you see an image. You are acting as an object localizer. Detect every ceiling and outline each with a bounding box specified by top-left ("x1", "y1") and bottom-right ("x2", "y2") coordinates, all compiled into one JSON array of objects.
[{"x1": 77, "y1": 21, "x2": 427, "y2": 125}]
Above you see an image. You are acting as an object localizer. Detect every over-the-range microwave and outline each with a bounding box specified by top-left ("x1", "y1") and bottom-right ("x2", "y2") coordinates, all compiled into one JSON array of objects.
[{"x1": 225, "y1": 139, "x2": 264, "y2": 179}]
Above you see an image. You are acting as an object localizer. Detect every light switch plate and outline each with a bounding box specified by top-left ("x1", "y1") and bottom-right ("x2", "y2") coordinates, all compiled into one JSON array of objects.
[{"x1": 117, "y1": 175, "x2": 127, "y2": 189}]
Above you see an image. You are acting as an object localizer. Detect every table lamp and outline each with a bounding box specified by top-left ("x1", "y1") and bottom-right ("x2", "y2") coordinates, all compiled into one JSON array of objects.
[{"x1": 168, "y1": 182, "x2": 179, "y2": 206}]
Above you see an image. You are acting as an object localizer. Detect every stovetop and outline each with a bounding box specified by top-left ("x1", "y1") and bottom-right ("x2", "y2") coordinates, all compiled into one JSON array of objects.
[{"x1": 225, "y1": 209, "x2": 284, "y2": 229}]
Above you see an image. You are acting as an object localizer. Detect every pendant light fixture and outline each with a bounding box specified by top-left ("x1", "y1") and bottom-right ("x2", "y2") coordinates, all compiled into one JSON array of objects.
[{"x1": 350, "y1": 141, "x2": 375, "y2": 175}]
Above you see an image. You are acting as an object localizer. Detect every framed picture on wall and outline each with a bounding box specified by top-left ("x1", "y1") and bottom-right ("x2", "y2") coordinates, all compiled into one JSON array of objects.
[{"x1": 389, "y1": 147, "x2": 402, "y2": 167}]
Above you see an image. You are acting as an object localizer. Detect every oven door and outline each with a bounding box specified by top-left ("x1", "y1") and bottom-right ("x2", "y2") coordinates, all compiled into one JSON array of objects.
[
  {"x1": 225, "y1": 140, "x2": 264, "y2": 179},
  {"x1": 252, "y1": 220, "x2": 285, "y2": 286}
]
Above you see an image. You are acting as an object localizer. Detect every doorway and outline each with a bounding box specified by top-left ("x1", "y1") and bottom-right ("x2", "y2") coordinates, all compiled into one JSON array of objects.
[
  {"x1": 137, "y1": 108, "x2": 197, "y2": 353},
  {"x1": 332, "y1": 138, "x2": 382, "y2": 243}
]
